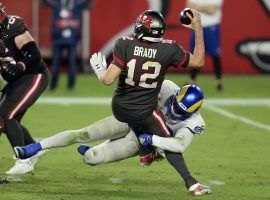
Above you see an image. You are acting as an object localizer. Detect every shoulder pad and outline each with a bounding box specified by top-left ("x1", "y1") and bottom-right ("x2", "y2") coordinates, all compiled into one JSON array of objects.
[
  {"x1": 187, "y1": 113, "x2": 206, "y2": 134},
  {"x1": 2, "y1": 16, "x2": 28, "y2": 40}
]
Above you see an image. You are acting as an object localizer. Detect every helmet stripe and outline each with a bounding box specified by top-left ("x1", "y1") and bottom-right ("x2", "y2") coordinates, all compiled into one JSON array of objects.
[
  {"x1": 186, "y1": 99, "x2": 203, "y2": 113},
  {"x1": 176, "y1": 86, "x2": 189, "y2": 102}
]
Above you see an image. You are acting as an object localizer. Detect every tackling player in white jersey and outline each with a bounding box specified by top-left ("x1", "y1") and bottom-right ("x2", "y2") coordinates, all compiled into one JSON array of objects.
[{"x1": 15, "y1": 80, "x2": 211, "y2": 196}]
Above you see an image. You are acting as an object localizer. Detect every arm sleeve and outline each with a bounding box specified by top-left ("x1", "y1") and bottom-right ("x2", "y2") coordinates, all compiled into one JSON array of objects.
[
  {"x1": 19, "y1": 41, "x2": 42, "y2": 69},
  {"x1": 111, "y1": 38, "x2": 125, "y2": 69},
  {"x1": 152, "y1": 128, "x2": 194, "y2": 153},
  {"x1": 171, "y1": 43, "x2": 190, "y2": 68}
]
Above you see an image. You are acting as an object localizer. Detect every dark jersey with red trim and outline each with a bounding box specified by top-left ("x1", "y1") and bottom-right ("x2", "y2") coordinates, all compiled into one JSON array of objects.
[
  {"x1": 0, "y1": 15, "x2": 46, "y2": 74},
  {"x1": 111, "y1": 36, "x2": 190, "y2": 123}
]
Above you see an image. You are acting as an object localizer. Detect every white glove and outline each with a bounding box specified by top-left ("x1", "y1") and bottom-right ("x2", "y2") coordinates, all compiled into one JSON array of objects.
[{"x1": 89, "y1": 52, "x2": 107, "y2": 80}]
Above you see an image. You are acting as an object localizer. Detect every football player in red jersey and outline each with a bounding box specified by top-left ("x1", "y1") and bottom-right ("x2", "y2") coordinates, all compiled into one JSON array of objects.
[
  {"x1": 0, "y1": 8, "x2": 49, "y2": 174},
  {"x1": 90, "y1": 9, "x2": 205, "y2": 189}
]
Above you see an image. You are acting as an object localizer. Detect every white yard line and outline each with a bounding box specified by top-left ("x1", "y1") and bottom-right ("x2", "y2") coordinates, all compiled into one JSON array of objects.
[
  {"x1": 37, "y1": 97, "x2": 270, "y2": 106},
  {"x1": 36, "y1": 97, "x2": 270, "y2": 132},
  {"x1": 205, "y1": 105, "x2": 270, "y2": 132},
  {"x1": 37, "y1": 97, "x2": 111, "y2": 105},
  {"x1": 206, "y1": 98, "x2": 270, "y2": 106}
]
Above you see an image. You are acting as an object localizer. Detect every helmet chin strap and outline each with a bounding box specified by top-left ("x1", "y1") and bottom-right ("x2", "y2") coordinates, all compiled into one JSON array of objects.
[{"x1": 142, "y1": 37, "x2": 163, "y2": 42}]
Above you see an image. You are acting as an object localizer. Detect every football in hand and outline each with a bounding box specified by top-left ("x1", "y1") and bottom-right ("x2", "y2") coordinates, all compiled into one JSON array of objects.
[{"x1": 179, "y1": 8, "x2": 193, "y2": 25}]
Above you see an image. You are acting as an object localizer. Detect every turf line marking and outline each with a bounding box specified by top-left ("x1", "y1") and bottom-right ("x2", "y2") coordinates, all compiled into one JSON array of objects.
[
  {"x1": 36, "y1": 97, "x2": 270, "y2": 131},
  {"x1": 37, "y1": 97, "x2": 111, "y2": 105},
  {"x1": 208, "y1": 180, "x2": 225, "y2": 186},
  {"x1": 36, "y1": 97, "x2": 270, "y2": 106},
  {"x1": 205, "y1": 105, "x2": 270, "y2": 132},
  {"x1": 206, "y1": 98, "x2": 270, "y2": 106}
]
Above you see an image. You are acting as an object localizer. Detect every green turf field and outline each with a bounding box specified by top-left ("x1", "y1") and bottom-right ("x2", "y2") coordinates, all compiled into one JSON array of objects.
[{"x1": 1, "y1": 74, "x2": 270, "y2": 200}]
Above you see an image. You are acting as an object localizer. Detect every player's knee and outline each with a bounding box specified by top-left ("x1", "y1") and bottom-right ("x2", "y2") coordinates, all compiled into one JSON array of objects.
[
  {"x1": 76, "y1": 128, "x2": 90, "y2": 141},
  {"x1": 123, "y1": 141, "x2": 139, "y2": 156},
  {"x1": 83, "y1": 147, "x2": 105, "y2": 165}
]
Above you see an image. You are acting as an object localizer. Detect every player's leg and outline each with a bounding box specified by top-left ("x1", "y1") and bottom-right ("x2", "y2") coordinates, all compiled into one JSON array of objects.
[
  {"x1": 50, "y1": 44, "x2": 62, "y2": 90},
  {"x1": 0, "y1": 73, "x2": 48, "y2": 147},
  {"x1": 0, "y1": 97, "x2": 24, "y2": 147},
  {"x1": 140, "y1": 109, "x2": 171, "y2": 138},
  {"x1": 21, "y1": 124, "x2": 35, "y2": 145},
  {"x1": 204, "y1": 25, "x2": 222, "y2": 91},
  {"x1": 3, "y1": 73, "x2": 48, "y2": 174},
  {"x1": 188, "y1": 31, "x2": 200, "y2": 83},
  {"x1": 190, "y1": 69, "x2": 200, "y2": 84},
  {"x1": 83, "y1": 131, "x2": 139, "y2": 165},
  {"x1": 132, "y1": 109, "x2": 171, "y2": 165},
  {"x1": 67, "y1": 44, "x2": 77, "y2": 90},
  {"x1": 164, "y1": 151, "x2": 211, "y2": 195},
  {"x1": 41, "y1": 115, "x2": 129, "y2": 148},
  {"x1": 212, "y1": 55, "x2": 222, "y2": 90},
  {"x1": 15, "y1": 116, "x2": 130, "y2": 159},
  {"x1": 139, "y1": 110, "x2": 210, "y2": 194},
  {"x1": 0, "y1": 88, "x2": 33, "y2": 175},
  {"x1": 15, "y1": 110, "x2": 35, "y2": 145},
  {"x1": 165, "y1": 146, "x2": 211, "y2": 195}
]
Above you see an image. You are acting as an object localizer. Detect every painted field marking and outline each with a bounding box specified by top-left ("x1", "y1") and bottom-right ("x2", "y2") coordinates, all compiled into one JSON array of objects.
[
  {"x1": 37, "y1": 97, "x2": 111, "y2": 105},
  {"x1": 36, "y1": 97, "x2": 270, "y2": 106},
  {"x1": 36, "y1": 97, "x2": 270, "y2": 132},
  {"x1": 208, "y1": 180, "x2": 225, "y2": 186},
  {"x1": 205, "y1": 105, "x2": 270, "y2": 132}
]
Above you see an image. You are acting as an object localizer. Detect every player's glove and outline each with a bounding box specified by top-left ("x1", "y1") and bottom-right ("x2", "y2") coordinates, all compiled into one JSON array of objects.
[
  {"x1": 89, "y1": 52, "x2": 107, "y2": 80},
  {"x1": 1, "y1": 63, "x2": 24, "y2": 82},
  {"x1": 139, "y1": 133, "x2": 153, "y2": 146}
]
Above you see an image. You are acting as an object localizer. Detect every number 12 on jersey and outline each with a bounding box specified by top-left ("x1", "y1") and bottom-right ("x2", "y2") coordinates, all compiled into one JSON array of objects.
[{"x1": 125, "y1": 59, "x2": 161, "y2": 89}]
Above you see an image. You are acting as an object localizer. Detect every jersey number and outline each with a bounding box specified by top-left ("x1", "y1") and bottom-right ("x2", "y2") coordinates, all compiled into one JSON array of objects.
[
  {"x1": 125, "y1": 59, "x2": 161, "y2": 88},
  {"x1": 8, "y1": 17, "x2": 16, "y2": 24}
]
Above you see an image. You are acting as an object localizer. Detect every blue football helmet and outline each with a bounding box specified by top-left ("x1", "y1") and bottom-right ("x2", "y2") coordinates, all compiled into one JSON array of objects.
[{"x1": 167, "y1": 84, "x2": 204, "y2": 121}]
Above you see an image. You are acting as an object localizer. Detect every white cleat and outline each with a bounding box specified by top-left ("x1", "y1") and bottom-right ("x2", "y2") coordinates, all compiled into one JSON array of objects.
[
  {"x1": 6, "y1": 149, "x2": 48, "y2": 175},
  {"x1": 6, "y1": 158, "x2": 34, "y2": 175},
  {"x1": 29, "y1": 149, "x2": 49, "y2": 166},
  {"x1": 189, "y1": 183, "x2": 212, "y2": 196}
]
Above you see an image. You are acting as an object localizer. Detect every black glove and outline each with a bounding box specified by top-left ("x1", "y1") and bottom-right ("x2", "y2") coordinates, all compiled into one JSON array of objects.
[{"x1": 1, "y1": 63, "x2": 24, "y2": 82}]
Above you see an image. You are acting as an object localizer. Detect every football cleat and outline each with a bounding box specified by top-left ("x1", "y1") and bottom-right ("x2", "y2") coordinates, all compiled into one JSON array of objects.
[
  {"x1": 0, "y1": 178, "x2": 10, "y2": 184},
  {"x1": 6, "y1": 158, "x2": 34, "y2": 175},
  {"x1": 189, "y1": 183, "x2": 212, "y2": 196},
  {"x1": 6, "y1": 150, "x2": 48, "y2": 175},
  {"x1": 140, "y1": 149, "x2": 163, "y2": 166},
  {"x1": 78, "y1": 145, "x2": 91, "y2": 156},
  {"x1": 14, "y1": 142, "x2": 42, "y2": 159}
]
